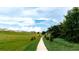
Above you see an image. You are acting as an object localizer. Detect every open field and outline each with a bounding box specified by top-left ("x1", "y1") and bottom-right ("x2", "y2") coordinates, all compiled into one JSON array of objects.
[
  {"x1": 0, "y1": 31, "x2": 41, "y2": 51},
  {"x1": 43, "y1": 38, "x2": 79, "y2": 51}
]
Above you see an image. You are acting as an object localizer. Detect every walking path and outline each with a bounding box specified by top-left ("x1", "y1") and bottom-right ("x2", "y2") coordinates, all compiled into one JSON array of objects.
[{"x1": 37, "y1": 37, "x2": 48, "y2": 51}]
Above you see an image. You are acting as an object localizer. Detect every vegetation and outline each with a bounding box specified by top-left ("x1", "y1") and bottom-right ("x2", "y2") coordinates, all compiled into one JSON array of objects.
[
  {"x1": 43, "y1": 7, "x2": 79, "y2": 50},
  {"x1": 0, "y1": 31, "x2": 41, "y2": 51},
  {"x1": 42, "y1": 31, "x2": 46, "y2": 35},
  {"x1": 44, "y1": 7, "x2": 79, "y2": 43},
  {"x1": 43, "y1": 38, "x2": 79, "y2": 51},
  {"x1": 62, "y1": 7, "x2": 79, "y2": 43}
]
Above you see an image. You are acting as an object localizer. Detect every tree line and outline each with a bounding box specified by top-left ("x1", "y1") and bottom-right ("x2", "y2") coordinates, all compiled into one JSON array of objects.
[{"x1": 42, "y1": 7, "x2": 79, "y2": 43}]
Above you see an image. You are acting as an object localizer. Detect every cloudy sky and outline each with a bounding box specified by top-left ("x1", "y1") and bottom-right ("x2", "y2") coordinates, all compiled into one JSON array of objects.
[{"x1": 0, "y1": 7, "x2": 72, "y2": 32}]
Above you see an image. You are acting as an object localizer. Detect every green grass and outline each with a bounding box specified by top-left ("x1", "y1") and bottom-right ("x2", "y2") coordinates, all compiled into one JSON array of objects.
[
  {"x1": 0, "y1": 31, "x2": 41, "y2": 51},
  {"x1": 43, "y1": 38, "x2": 79, "y2": 51}
]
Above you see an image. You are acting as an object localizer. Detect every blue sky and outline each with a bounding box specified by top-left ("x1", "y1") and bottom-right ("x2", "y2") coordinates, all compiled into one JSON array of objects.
[{"x1": 0, "y1": 7, "x2": 72, "y2": 32}]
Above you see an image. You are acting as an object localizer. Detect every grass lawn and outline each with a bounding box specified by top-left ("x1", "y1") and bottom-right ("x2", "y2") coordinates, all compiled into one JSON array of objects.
[
  {"x1": 43, "y1": 38, "x2": 79, "y2": 51},
  {"x1": 0, "y1": 31, "x2": 41, "y2": 51}
]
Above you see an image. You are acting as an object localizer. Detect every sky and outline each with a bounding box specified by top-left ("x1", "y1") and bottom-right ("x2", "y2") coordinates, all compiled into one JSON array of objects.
[{"x1": 0, "y1": 7, "x2": 72, "y2": 32}]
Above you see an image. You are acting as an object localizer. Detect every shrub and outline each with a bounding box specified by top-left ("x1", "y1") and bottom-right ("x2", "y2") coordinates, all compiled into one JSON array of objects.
[{"x1": 31, "y1": 37, "x2": 36, "y2": 41}]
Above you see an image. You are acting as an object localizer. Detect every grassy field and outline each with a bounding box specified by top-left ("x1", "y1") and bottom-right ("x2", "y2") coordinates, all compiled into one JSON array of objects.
[
  {"x1": 0, "y1": 31, "x2": 41, "y2": 51},
  {"x1": 43, "y1": 38, "x2": 79, "y2": 51}
]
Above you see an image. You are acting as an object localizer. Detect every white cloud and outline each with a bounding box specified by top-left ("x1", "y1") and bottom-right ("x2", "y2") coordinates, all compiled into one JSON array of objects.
[
  {"x1": 6, "y1": 26, "x2": 42, "y2": 32},
  {"x1": 0, "y1": 16, "x2": 35, "y2": 26},
  {"x1": 0, "y1": 16, "x2": 43, "y2": 32},
  {"x1": 20, "y1": 7, "x2": 55, "y2": 17},
  {"x1": 36, "y1": 7, "x2": 57, "y2": 12},
  {"x1": 0, "y1": 8, "x2": 13, "y2": 13},
  {"x1": 21, "y1": 9, "x2": 38, "y2": 16},
  {"x1": 0, "y1": 7, "x2": 73, "y2": 32},
  {"x1": 37, "y1": 18, "x2": 49, "y2": 20},
  {"x1": 52, "y1": 19, "x2": 59, "y2": 23},
  {"x1": 21, "y1": 27, "x2": 42, "y2": 32}
]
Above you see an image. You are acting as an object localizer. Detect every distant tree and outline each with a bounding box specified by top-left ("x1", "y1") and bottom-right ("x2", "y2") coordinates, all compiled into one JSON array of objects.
[{"x1": 42, "y1": 31, "x2": 46, "y2": 35}]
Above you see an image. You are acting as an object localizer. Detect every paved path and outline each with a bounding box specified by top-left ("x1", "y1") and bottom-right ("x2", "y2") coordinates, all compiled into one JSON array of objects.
[{"x1": 37, "y1": 37, "x2": 48, "y2": 51}]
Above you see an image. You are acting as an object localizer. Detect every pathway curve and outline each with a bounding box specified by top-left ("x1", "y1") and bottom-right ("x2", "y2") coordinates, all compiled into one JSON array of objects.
[{"x1": 37, "y1": 37, "x2": 48, "y2": 51}]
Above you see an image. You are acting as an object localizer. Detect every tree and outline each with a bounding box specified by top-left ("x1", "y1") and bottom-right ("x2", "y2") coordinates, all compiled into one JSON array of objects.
[
  {"x1": 42, "y1": 31, "x2": 46, "y2": 35},
  {"x1": 62, "y1": 7, "x2": 79, "y2": 43},
  {"x1": 51, "y1": 25, "x2": 60, "y2": 37},
  {"x1": 48, "y1": 25, "x2": 62, "y2": 38},
  {"x1": 45, "y1": 7, "x2": 79, "y2": 43},
  {"x1": 45, "y1": 24, "x2": 62, "y2": 42}
]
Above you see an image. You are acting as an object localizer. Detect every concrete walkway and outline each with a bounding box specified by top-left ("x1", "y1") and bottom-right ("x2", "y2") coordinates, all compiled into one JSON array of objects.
[{"x1": 37, "y1": 37, "x2": 48, "y2": 51}]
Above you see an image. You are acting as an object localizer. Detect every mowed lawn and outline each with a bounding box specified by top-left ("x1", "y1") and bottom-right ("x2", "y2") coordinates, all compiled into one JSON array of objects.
[
  {"x1": 43, "y1": 38, "x2": 79, "y2": 51},
  {"x1": 0, "y1": 31, "x2": 41, "y2": 51}
]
